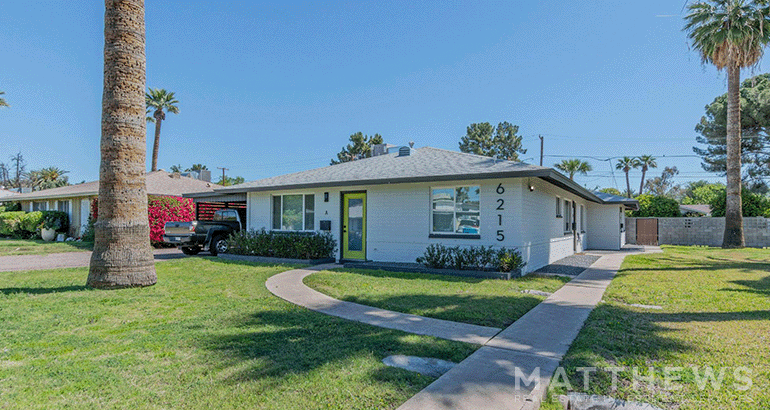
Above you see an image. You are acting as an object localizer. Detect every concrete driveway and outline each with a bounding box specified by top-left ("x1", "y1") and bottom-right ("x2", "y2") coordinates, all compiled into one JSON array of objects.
[{"x1": 0, "y1": 248, "x2": 188, "y2": 272}]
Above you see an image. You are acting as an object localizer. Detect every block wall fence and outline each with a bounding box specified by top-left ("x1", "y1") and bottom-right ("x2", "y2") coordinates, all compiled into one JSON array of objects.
[{"x1": 626, "y1": 217, "x2": 770, "y2": 248}]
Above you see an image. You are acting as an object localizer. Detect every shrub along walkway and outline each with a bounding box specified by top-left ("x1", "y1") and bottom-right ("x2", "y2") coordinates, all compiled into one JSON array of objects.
[
  {"x1": 0, "y1": 248, "x2": 186, "y2": 272},
  {"x1": 266, "y1": 247, "x2": 661, "y2": 410}
]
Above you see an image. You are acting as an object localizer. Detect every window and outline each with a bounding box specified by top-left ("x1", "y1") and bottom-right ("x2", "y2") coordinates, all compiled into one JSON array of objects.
[
  {"x1": 57, "y1": 200, "x2": 69, "y2": 214},
  {"x1": 555, "y1": 197, "x2": 561, "y2": 217},
  {"x1": 33, "y1": 202, "x2": 46, "y2": 211},
  {"x1": 580, "y1": 204, "x2": 585, "y2": 232},
  {"x1": 564, "y1": 200, "x2": 572, "y2": 233},
  {"x1": 431, "y1": 186, "x2": 480, "y2": 235},
  {"x1": 272, "y1": 194, "x2": 315, "y2": 231}
]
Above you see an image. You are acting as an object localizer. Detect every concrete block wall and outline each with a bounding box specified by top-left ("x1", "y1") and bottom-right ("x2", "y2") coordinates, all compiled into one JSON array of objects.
[{"x1": 626, "y1": 217, "x2": 770, "y2": 248}]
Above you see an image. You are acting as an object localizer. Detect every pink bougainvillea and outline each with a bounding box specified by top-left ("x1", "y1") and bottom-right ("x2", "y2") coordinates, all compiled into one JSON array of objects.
[{"x1": 90, "y1": 195, "x2": 195, "y2": 245}]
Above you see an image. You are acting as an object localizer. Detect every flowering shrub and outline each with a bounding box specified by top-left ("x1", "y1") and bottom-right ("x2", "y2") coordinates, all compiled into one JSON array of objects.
[{"x1": 90, "y1": 195, "x2": 194, "y2": 245}]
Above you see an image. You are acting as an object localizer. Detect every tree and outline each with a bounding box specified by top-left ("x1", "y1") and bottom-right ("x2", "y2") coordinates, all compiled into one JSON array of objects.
[
  {"x1": 9, "y1": 153, "x2": 26, "y2": 189},
  {"x1": 169, "y1": 164, "x2": 183, "y2": 173},
  {"x1": 554, "y1": 159, "x2": 592, "y2": 180},
  {"x1": 0, "y1": 163, "x2": 9, "y2": 187},
  {"x1": 217, "y1": 175, "x2": 245, "y2": 186},
  {"x1": 145, "y1": 88, "x2": 179, "y2": 172},
  {"x1": 459, "y1": 122, "x2": 526, "y2": 161},
  {"x1": 645, "y1": 166, "x2": 682, "y2": 198},
  {"x1": 710, "y1": 187, "x2": 770, "y2": 216},
  {"x1": 615, "y1": 156, "x2": 640, "y2": 198},
  {"x1": 0, "y1": 90, "x2": 8, "y2": 107},
  {"x1": 637, "y1": 155, "x2": 657, "y2": 194},
  {"x1": 681, "y1": 181, "x2": 725, "y2": 204},
  {"x1": 88, "y1": 0, "x2": 157, "y2": 289},
  {"x1": 188, "y1": 163, "x2": 207, "y2": 172},
  {"x1": 631, "y1": 194, "x2": 682, "y2": 217},
  {"x1": 684, "y1": 0, "x2": 770, "y2": 248},
  {"x1": 331, "y1": 132, "x2": 383, "y2": 165},
  {"x1": 693, "y1": 73, "x2": 770, "y2": 188},
  {"x1": 598, "y1": 187, "x2": 622, "y2": 196},
  {"x1": 28, "y1": 167, "x2": 69, "y2": 191}
]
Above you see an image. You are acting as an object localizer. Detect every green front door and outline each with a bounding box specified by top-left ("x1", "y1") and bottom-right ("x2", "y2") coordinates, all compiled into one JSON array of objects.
[{"x1": 342, "y1": 193, "x2": 366, "y2": 260}]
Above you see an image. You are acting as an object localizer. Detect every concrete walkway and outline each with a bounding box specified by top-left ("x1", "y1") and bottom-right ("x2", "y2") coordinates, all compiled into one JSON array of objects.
[
  {"x1": 0, "y1": 248, "x2": 187, "y2": 272},
  {"x1": 265, "y1": 247, "x2": 660, "y2": 410},
  {"x1": 265, "y1": 263, "x2": 502, "y2": 345}
]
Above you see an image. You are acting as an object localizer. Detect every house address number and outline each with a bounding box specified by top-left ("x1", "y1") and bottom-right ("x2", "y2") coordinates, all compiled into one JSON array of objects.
[{"x1": 496, "y1": 183, "x2": 505, "y2": 242}]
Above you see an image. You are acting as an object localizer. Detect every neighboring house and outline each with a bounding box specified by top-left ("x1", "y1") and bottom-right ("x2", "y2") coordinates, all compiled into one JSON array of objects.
[
  {"x1": 0, "y1": 188, "x2": 19, "y2": 203},
  {"x1": 680, "y1": 204, "x2": 712, "y2": 217},
  {"x1": 14, "y1": 170, "x2": 217, "y2": 237},
  {"x1": 187, "y1": 146, "x2": 638, "y2": 274}
]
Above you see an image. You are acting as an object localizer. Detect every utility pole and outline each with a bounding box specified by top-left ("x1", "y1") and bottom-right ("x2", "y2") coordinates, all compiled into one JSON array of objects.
[
  {"x1": 217, "y1": 167, "x2": 229, "y2": 186},
  {"x1": 538, "y1": 135, "x2": 544, "y2": 166}
]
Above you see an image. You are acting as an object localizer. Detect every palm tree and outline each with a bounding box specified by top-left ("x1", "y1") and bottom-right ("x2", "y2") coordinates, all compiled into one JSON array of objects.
[
  {"x1": 88, "y1": 0, "x2": 156, "y2": 289},
  {"x1": 0, "y1": 90, "x2": 8, "y2": 107},
  {"x1": 685, "y1": 0, "x2": 770, "y2": 248},
  {"x1": 616, "y1": 156, "x2": 640, "y2": 198},
  {"x1": 29, "y1": 166, "x2": 69, "y2": 191},
  {"x1": 145, "y1": 88, "x2": 179, "y2": 172},
  {"x1": 554, "y1": 159, "x2": 593, "y2": 180},
  {"x1": 637, "y1": 155, "x2": 657, "y2": 195}
]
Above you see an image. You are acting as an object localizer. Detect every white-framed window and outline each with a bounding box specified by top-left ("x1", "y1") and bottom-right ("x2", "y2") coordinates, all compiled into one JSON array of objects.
[
  {"x1": 272, "y1": 194, "x2": 315, "y2": 231},
  {"x1": 580, "y1": 204, "x2": 585, "y2": 232},
  {"x1": 564, "y1": 200, "x2": 572, "y2": 233},
  {"x1": 57, "y1": 200, "x2": 69, "y2": 214},
  {"x1": 555, "y1": 197, "x2": 562, "y2": 217},
  {"x1": 431, "y1": 186, "x2": 480, "y2": 235},
  {"x1": 33, "y1": 201, "x2": 47, "y2": 211}
]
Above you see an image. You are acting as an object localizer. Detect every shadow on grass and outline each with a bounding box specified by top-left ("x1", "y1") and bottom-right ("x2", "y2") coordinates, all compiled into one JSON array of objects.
[
  {"x1": 726, "y1": 275, "x2": 770, "y2": 297},
  {"x1": 201, "y1": 308, "x2": 475, "y2": 384},
  {"x1": 331, "y1": 267, "x2": 572, "y2": 286},
  {"x1": 616, "y1": 253, "x2": 770, "y2": 275},
  {"x1": 0, "y1": 285, "x2": 90, "y2": 295}
]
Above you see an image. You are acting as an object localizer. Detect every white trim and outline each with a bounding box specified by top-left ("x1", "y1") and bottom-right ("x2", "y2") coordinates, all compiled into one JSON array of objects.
[{"x1": 271, "y1": 193, "x2": 315, "y2": 232}]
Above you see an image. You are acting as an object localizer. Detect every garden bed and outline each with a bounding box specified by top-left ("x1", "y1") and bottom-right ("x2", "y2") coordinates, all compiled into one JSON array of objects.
[{"x1": 342, "y1": 261, "x2": 520, "y2": 280}]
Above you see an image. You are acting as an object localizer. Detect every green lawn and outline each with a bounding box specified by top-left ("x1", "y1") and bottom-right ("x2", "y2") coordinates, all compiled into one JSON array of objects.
[
  {"x1": 0, "y1": 258, "x2": 476, "y2": 409},
  {"x1": 304, "y1": 268, "x2": 571, "y2": 328},
  {"x1": 543, "y1": 246, "x2": 770, "y2": 410},
  {"x1": 0, "y1": 238, "x2": 92, "y2": 256}
]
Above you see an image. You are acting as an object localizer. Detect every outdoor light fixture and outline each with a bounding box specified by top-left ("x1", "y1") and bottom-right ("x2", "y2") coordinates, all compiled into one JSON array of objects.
[
  {"x1": 324, "y1": 192, "x2": 329, "y2": 202},
  {"x1": 528, "y1": 179, "x2": 535, "y2": 191}
]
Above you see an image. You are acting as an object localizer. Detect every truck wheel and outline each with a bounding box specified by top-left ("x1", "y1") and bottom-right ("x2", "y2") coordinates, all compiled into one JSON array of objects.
[
  {"x1": 181, "y1": 246, "x2": 201, "y2": 256},
  {"x1": 210, "y1": 236, "x2": 228, "y2": 256}
]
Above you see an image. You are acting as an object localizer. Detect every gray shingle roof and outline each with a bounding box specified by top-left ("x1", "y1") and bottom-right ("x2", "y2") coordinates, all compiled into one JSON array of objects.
[
  {"x1": 196, "y1": 147, "x2": 635, "y2": 207},
  {"x1": 13, "y1": 170, "x2": 218, "y2": 201},
  {"x1": 592, "y1": 191, "x2": 640, "y2": 210}
]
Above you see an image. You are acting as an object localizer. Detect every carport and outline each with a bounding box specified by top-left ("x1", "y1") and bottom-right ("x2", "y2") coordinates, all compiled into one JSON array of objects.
[{"x1": 184, "y1": 192, "x2": 247, "y2": 223}]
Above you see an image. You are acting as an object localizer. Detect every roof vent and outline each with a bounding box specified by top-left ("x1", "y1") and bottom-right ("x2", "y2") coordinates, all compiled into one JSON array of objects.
[
  {"x1": 398, "y1": 146, "x2": 413, "y2": 157},
  {"x1": 372, "y1": 144, "x2": 389, "y2": 157}
]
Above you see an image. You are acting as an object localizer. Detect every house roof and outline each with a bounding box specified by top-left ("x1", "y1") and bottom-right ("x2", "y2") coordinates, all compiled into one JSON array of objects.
[
  {"x1": 13, "y1": 170, "x2": 218, "y2": 201},
  {"x1": 680, "y1": 204, "x2": 712, "y2": 215},
  {"x1": 189, "y1": 147, "x2": 638, "y2": 208},
  {"x1": 0, "y1": 189, "x2": 19, "y2": 199},
  {"x1": 592, "y1": 191, "x2": 641, "y2": 210}
]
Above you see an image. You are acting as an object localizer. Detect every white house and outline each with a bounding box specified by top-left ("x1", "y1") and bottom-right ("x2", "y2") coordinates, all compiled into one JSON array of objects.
[
  {"x1": 187, "y1": 146, "x2": 637, "y2": 273},
  {"x1": 14, "y1": 170, "x2": 218, "y2": 237}
]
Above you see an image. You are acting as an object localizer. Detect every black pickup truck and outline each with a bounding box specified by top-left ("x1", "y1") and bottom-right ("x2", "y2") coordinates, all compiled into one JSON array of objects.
[{"x1": 163, "y1": 208, "x2": 244, "y2": 255}]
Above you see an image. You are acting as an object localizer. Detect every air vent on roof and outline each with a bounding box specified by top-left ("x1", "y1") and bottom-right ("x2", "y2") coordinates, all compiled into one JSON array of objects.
[
  {"x1": 398, "y1": 146, "x2": 413, "y2": 157},
  {"x1": 373, "y1": 144, "x2": 389, "y2": 157}
]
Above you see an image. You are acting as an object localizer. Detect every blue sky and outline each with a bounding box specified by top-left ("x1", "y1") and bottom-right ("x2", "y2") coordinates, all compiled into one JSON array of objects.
[{"x1": 2, "y1": 0, "x2": 768, "y2": 191}]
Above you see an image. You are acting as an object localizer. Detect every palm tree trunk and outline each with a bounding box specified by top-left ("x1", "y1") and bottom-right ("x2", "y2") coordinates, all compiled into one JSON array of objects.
[
  {"x1": 639, "y1": 167, "x2": 646, "y2": 195},
  {"x1": 88, "y1": 0, "x2": 157, "y2": 288},
  {"x1": 723, "y1": 64, "x2": 745, "y2": 248},
  {"x1": 151, "y1": 117, "x2": 162, "y2": 172},
  {"x1": 625, "y1": 170, "x2": 631, "y2": 198}
]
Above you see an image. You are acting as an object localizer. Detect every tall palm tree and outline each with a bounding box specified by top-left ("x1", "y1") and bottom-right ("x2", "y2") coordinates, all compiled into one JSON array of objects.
[
  {"x1": 554, "y1": 159, "x2": 593, "y2": 180},
  {"x1": 0, "y1": 90, "x2": 8, "y2": 107},
  {"x1": 88, "y1": 0, "x2": 156, "y2": 289},
  {"x1": 29, "y1": 166, "x2": 69, "y2": 191},
  {"x1": 637, "y1": 155, "x2": 657, "y2": 195},
  {"x1": 616, "y1": 156, "x2": 640, "y2": 198},
  {"x1": 145, "y1": 88, "x2": 179, "y2": 172},
  {"x1": 685, "y1": 0, "x2": 770, "y2": 248}
]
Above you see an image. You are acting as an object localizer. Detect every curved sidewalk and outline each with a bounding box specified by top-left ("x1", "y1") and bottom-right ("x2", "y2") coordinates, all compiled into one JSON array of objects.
[{"x1": 265, "y1": 263, "x2": 503, "y2": 345}]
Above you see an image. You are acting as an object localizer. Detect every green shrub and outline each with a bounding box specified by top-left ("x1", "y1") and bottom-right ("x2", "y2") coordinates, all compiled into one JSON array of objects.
[
  {"x1": 81, "y1": 215, "x2": 95, "y2": 242},
  {"x1": 0, "y1": 211, "x2": 25, "y2": 236},
  {"x1": 20, "y1": 211, "x2": 44, "y2": 233},
  {"x1": 416, "y1": 244, "x2": 526, "y2": 272},
  {"x1": 709, "y1": 189, "x2": 770, "y2": 217},
  {"x1": 227, "y1": 229, "x2": 337, "y2": 260},
  {"x1": 631, "y1": 194, "x2": 681, "y2": 217},
  {"x1": 40, "y1": 211, "x2": 69, "y2": 233}
]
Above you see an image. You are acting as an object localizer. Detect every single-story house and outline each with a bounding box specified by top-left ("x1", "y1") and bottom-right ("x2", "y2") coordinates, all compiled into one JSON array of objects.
[
  {"x1": 186, "y1": 146, "x2": 638, "y2": 274},
  {"x1": 0, "y1": 189, "x2": 19, "y2": 203},
  {"x1": 14, "y1": 170, "x2": 217, "y2": 237}
]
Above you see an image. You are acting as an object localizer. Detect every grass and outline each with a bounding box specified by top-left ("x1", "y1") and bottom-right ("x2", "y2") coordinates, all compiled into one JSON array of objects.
[
  {"x1": 0, "y1": 238, "x2": 93, "y2": 256},
  {"x1": 542, "y1": 246, "x2": 770, "y2": 410},
  {"x1": 304, "y1": 268, "x2": 571, "y2": 328},
  {"x1": 0, "y1": 258, "x2": 476, "y2": 409}
]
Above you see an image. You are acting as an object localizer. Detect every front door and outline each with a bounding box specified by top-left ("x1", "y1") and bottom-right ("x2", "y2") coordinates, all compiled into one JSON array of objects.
[{"x1": 342, "y1": 193, "x2": 366, "y2": 260}]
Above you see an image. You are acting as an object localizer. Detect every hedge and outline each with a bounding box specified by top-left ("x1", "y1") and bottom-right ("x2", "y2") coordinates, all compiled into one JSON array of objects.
[
  {"x1": 91, "y1": 195, "x2": 195, "y2": 244},
  {"x1": 226, "y1": 229, "x2": 337, "y2": 260},
  {"x1": 416, "y1": 244, "x2": 526, "y2": 273},
  {"x1": 0, "y1": 210, "x2": 69, "y2": 238},
  {"x1": 709, "y1": 189, "x2": 770, "y2": 218},
  {"x1": 630, "y1": 194, "x2": 681, "y2": 218}
]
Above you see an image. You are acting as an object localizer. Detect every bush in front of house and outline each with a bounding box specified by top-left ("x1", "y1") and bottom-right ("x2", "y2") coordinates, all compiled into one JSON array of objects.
[
  {"x1": 0, "y1": 211, "x2": 26, "y2": 237},
  {"x1": 226, "y1": 228, "x2": 337, "y2": 260},
  {"x1": 40, "y1": 211, "x2": 69, "y2": 233},
  {"x1": 416, "y1": 244, "x2": 526, "y2": 273},
  {"x1": 709, "y1": 189, "x2": 770, "y2": 218},
  {"x1": 20, "y1": 211, "x2": 44, "y2": 233},
  {"x1": 630, "y1": 194, "x2": 681, "y2": 218},
  {"x1": 91, "y1": 195, "x2": 195, "y2": 246}
]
